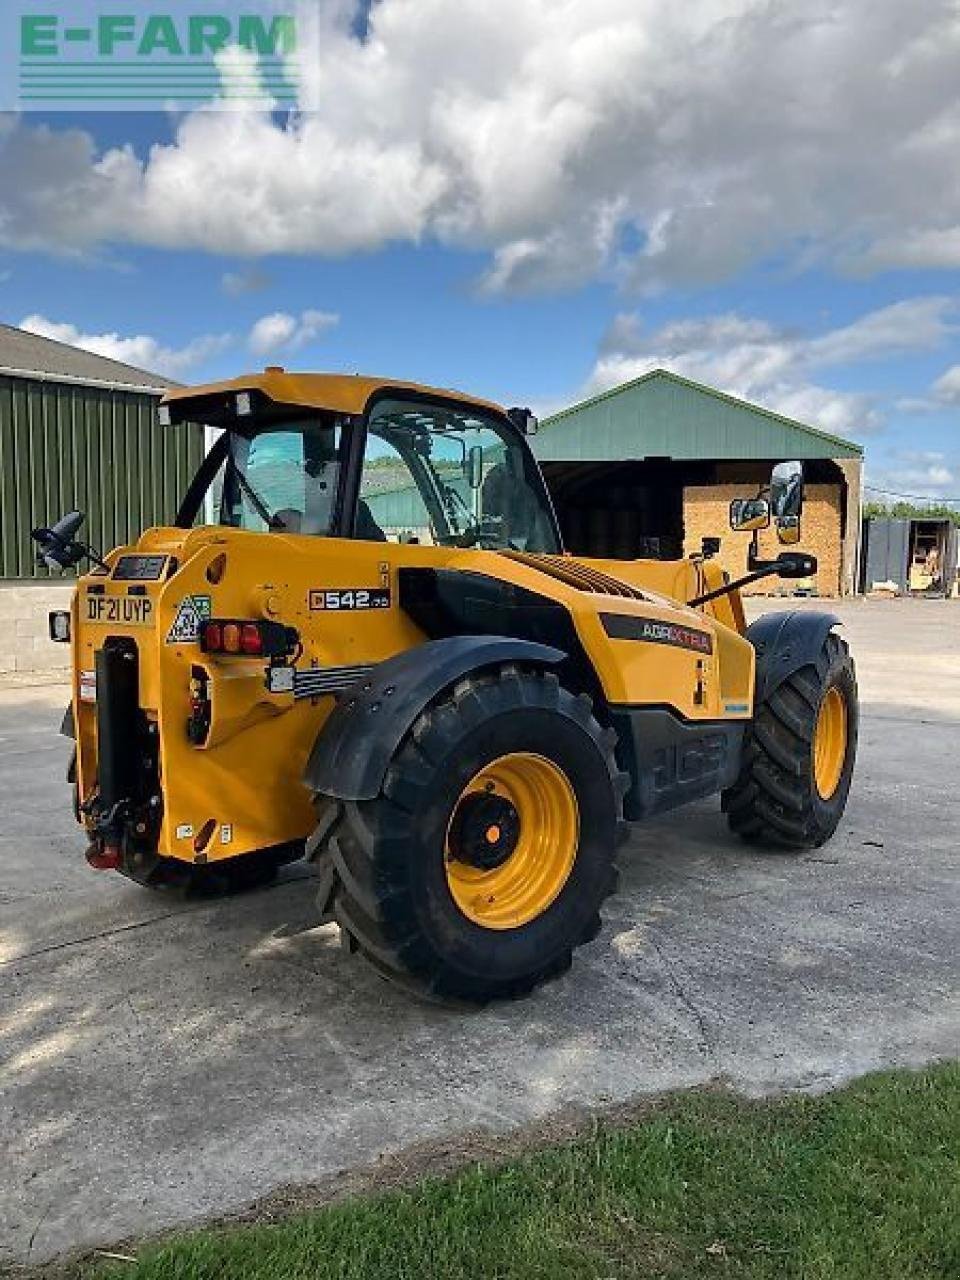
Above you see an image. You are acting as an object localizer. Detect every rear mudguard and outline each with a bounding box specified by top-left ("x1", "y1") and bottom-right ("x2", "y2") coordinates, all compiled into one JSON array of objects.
[
  {"x1": 304, "y1": 635, "x2": 564, "y2": 802},
  {"x1": 747, "y1": 609, "x2": 842, "y2": 704}
]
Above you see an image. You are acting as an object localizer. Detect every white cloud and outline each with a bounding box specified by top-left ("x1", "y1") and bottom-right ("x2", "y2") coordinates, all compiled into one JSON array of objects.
[
  {"x1": 19, "y1": 315, "x2": 232, "y2": 378},
  {"x1": 893, "y1": 396, "x2": 940, "y2": 414},
  {"x1": 2, "y1": 1, "x2": 960, "y2": 292},
  {"x1": 804, "y1": 298, "x2": 958, "y2": 367},
  {"x1": 867, "y1": 456, "x2": 958, "y2": 500},
  {"x1": 247, "y1": 309, "x2": 339, "y2": 357},
  {"x1": 932, "y1": 363, "x2": 960, "y2": 403},
  {"x1": 582, "y1": 297, "x2": 959, "y2": 439},
  {"x1": 222, "y1": 267, "x2": 272, "y2": 297}
]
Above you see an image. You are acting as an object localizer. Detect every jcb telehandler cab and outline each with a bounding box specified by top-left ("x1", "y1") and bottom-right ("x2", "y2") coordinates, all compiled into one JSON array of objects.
[{"x1": 38, "y1": 371, "x2": 857, "y2": 1002}]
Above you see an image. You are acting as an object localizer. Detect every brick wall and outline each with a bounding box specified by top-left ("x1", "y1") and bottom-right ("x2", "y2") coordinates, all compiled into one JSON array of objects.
[
  {"x1": 0, "y1": 581, "x2": 73, "y2": 676},
  {"x1": 683, "y1": 483, "x2": 844, "y2": 596}
]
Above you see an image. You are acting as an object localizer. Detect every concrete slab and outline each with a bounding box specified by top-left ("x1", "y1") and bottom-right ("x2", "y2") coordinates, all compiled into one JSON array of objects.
[{"x1": 1, "y1": 599, "x2": 958, "y2": 1264}]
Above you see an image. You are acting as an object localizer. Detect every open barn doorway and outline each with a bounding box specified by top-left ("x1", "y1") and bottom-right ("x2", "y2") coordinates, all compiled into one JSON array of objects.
[{"x1": 541, "y1": 459, "x2": 712, "y2": 560}]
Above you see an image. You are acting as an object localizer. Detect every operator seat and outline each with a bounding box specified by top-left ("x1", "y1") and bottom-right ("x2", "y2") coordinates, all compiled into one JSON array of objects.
[
  {"x1": 482, "y1": 457, "x2": 550, "y2": 550},
  {"x1": 355, "y1": 499, "x2": 388, "y2": 542}
]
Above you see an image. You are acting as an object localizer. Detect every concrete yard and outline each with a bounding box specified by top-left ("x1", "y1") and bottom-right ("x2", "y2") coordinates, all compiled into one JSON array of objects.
[{"x1": 1, "y1": 598, "x2": 958, "y2": 1265}]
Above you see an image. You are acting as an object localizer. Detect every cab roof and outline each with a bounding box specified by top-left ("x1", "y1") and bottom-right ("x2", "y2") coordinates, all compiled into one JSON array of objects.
[{"x1": 161, "y1": 369, "x2": 505, "y2": 419}]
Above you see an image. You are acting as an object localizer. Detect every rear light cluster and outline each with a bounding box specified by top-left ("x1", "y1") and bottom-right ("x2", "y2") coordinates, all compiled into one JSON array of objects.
[
  {"x1": 199, "y1": 618, "x2": 298, "y2": 659},
  {"x1": 205, "y1": 621, "x2": 262, "y2": 656}
]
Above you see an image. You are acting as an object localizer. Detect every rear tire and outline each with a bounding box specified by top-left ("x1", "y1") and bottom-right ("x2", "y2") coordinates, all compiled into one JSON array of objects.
[
  {"x1": 313, "y1": 666, "x2": 627, "y2": 1003},
  {"x1": 723, "y1": 632, "x2": 857, "y2": 849}
]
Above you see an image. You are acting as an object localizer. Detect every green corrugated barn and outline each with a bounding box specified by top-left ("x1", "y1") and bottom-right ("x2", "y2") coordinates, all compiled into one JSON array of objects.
[
  {"x1": 0, "y1": 322, "x2": 203, "y2": 675},
  {"x1": 0, "y1": 322, "x2": 202, "y2": 579},
  {"x1": 535, "y1": 369, "x2": 863, "y2": 597}
]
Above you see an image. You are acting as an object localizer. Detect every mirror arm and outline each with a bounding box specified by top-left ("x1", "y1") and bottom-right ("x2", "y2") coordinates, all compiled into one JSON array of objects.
[
  {"x1": 747, "y1": 527, "x2": 764, "y2": 571},
  {"x1": 687, "y1": 563, "x2": 782, "y2": 608},
  {"x1": 75, "y1": 541, "x2": 111, "y2": 572},
  {"x1": 688, "y1": 551, "x2": 818, "y2": 607}
]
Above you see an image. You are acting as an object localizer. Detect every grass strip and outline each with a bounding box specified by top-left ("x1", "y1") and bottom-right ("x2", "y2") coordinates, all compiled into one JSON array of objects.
[{"x1": 60, "y1": 1063, "x2": 960, "y2": 1279}]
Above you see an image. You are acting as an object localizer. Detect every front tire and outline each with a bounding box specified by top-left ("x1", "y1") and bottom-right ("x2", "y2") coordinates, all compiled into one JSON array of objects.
[
  {"x1": 723, "y1": 632, "x2": 858, "y2": 849},
  {"x1": 314, "y1": 666, "x2": 626, "y2": 1003}
]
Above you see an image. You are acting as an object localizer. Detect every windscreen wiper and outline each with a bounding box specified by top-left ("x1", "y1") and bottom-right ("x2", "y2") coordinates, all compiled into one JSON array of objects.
[{"x1": 231, "y1": 461, "x2": 283, "y2": 529}]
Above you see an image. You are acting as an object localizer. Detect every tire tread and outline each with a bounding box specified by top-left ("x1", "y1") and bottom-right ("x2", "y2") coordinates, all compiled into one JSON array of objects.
[
  {"x1": 310, "y1": 665, "x2": 623, "y2": 1003},
  {"x1": 723, "y1": 633, "x2": 857, "y2": 850}
]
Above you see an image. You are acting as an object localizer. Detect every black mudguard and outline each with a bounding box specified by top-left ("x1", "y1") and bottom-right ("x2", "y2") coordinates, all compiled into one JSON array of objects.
[
  {"x1": 304, "y1": 635, "x2": 565, "y2": 802},
  {"x1": 60, "y1": 702, "x2": 75, "y2": 738},
  {"x1": 747, "y1": 609, "x2": 841, "y2": 704}
]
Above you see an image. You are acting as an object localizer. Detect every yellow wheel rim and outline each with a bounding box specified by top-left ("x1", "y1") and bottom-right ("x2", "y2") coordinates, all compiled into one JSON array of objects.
[
  {"x1": 445, "y1": 752, "x2": 579, "y2": 930},
  {"x1": 813, "y1": 686, "x2": 847, "y2": 800}
]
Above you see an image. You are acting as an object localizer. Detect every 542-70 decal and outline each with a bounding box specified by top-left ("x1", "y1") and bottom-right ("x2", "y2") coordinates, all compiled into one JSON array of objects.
[{"x1": 309, "y1": 588, "x2": 391, "y2": 611}]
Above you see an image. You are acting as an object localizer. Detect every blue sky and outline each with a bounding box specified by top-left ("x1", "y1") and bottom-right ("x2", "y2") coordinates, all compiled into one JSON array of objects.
[{"x1": 2, "y1": 1, "x2": 960, "y2": 504}]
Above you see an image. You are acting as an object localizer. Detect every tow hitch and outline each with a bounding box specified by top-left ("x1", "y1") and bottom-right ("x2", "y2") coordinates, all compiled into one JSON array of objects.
[
  {"x1": 83, "y1": 636, "x2": 163, "y2": 876},
  {"x1": 85, "y1": 841, "x2": 122, "y2": 871}
]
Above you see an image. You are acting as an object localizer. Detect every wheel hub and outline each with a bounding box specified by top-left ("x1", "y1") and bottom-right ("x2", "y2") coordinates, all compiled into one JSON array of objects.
[
  {"x1": 448, "y1": 792, "x2": 520, "y2": 871},
  {"x1": 444, "y1": 752, "x2": 580, "y2": 931}
]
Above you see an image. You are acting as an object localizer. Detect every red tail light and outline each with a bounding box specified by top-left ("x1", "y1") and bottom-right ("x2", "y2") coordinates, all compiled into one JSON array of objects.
[{"x1": 240, "y1": 623, "x2": 263, "y2": 655}]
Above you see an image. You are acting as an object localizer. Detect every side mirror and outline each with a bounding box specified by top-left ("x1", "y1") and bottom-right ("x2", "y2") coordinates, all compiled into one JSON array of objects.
[
  {"x1": 776, "y1": 514, "x2": 801, "y2": 545},
  {"x1": 31, "y1": 510, "x2": 86, "y2": 571},
  {"x1": 466, "y1": 444, "x2": 484, "y2": 490},
  {"x1": 730, "y1": 496, "x2": 770, "y2": 532},
  {"x1": 770, "y1": 460, "x2": 804, "y2": 518}
]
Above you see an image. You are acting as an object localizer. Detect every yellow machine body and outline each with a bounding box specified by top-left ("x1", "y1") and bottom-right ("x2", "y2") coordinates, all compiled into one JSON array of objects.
[
  {"x1": 64, "y1": 370, "x2": 756, "y2": 869},
  {"x1": 69, "y1": 527, "x2": 754, "y2": 865}
]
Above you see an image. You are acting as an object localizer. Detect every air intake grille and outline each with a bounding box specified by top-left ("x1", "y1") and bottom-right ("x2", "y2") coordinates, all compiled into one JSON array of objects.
[{"x1": 499, "y1": 551, "x2": 647, "y2": 599}]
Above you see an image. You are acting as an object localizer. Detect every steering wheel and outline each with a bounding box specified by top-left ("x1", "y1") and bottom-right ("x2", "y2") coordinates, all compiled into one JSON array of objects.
[{"x1": 437, "y1": 515, "x2": 505, "y2": 549}]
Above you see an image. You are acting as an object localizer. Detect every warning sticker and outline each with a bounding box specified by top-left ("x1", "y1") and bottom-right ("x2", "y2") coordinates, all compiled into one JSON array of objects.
[{"x1": 166, "y1": 595, "x2": 212, "y2": 645}]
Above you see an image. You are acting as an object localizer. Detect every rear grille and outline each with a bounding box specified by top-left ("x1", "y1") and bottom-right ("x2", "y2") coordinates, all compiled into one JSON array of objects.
[
  {"x1": 499, "y1": 551, "x2": 647, "y2": 599},
  {"x1": 294, "y1": 664, "x2": 373, "y2": 700}
]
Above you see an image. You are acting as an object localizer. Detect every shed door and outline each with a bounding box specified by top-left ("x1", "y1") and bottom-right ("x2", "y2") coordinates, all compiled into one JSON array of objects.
[
  {"x1": 945, "y1": 524, "x2": 959, "y2": 595},
  {"x1": 864, "y1": 518, "x2": 910, "y2": 590}
]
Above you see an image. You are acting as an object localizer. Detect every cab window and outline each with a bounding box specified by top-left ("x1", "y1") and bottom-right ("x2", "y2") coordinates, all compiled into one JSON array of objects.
[
  {"x1": 218, "y1": 419, "x2": 343, "y2": 534},
  {"x1": 357, "y1": 399, "x2": 559, "y2": 551}
]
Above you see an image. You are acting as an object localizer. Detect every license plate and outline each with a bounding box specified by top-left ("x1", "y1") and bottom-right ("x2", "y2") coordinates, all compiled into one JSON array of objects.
[{"x1": 85, "y1": 595, "x2": 154, "y2": 627}]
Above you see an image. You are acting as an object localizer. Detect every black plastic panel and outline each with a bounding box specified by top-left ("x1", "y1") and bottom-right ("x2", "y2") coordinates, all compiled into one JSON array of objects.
[
  {"x1": 609, "y1": 705, "x2": 744, "y2": 820},
  {"x1": 112, "y1": 554, "x2": 167, "y2": 581}
]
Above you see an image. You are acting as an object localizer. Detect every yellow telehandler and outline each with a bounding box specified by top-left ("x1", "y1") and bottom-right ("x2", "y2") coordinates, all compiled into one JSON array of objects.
[{"x1": 37, "y1": 371, "x2": 857, "y2": 1002}]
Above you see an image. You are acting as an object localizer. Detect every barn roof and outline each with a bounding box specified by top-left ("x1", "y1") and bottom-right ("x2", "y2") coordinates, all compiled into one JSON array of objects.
[
  {"x1": 536, "y1": 368, "x2": 863, "y2": 462},
  {"x1": 0, "y1": 322, "x2": 174, "y2": 392}
]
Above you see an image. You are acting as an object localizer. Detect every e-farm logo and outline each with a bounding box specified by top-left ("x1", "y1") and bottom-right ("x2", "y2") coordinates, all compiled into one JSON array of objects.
[{"x1": 7, "y1": 4, "x2": 308, "y2": 110}]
